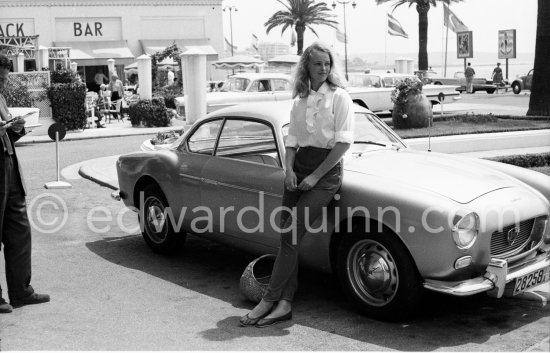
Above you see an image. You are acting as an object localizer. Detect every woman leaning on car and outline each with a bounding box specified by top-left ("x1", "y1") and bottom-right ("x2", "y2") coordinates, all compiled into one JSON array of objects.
[{"x1": 239, "y1": 42, "x2": 354, "y2": 328}]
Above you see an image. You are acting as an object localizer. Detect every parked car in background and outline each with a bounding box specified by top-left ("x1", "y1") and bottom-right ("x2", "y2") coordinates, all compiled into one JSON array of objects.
[
  {"x1": 347, "y1": 72, "x2": 420, "y2": 88},
  {"x1": 174, "y1": 72, "x2": 292, "y2": 115},
  {"x1": 114, "y1": 101, "x2": 550, "y2": 321},
  {"x1": 347, "y1": 72, "x2": 461, "y2": 112},
  {"x1": 511, "y1": 69, "x2": 533, "y2": 94},
  {"x1": 420, "y1": 71, "x2": 500, "y2": 94}
]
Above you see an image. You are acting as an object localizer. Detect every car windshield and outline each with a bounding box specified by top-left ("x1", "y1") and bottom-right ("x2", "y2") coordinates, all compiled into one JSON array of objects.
[
  {"x1": 220, "y1": 77, "x2": 250, "y2": 92},
  {"x1": 282, "y1": 112, "x2": 405, "y2": 153}
]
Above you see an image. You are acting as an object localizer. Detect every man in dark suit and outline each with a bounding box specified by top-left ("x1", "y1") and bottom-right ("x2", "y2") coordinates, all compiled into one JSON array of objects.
[{"x1": 0, "y1": 54, "x2": 49, "y2": 314}]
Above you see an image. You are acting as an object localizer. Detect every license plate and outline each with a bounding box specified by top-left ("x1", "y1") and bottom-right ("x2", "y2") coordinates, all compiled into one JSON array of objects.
[{"x1": 513, "y1": 267, "x2": 550, "y2": 296}]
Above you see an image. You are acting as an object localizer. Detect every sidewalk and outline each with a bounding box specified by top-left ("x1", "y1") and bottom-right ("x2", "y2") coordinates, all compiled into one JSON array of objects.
[{"x1": 16, "y1": 117, "x2": 187, "y2": 145}]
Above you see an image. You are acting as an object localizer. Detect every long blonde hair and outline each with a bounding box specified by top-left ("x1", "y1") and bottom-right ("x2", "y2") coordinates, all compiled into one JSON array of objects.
[{"x1": 292, "y1": 42, "x2": 345, "y2": 99}]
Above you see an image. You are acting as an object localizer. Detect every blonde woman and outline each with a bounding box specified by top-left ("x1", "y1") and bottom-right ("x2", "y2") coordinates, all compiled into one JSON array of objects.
[{"x1": 240, "y1": 42, "x2": 354, "y2": 328}]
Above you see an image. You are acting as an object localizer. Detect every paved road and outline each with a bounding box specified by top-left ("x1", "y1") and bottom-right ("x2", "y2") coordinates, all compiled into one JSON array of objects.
[{"x1": 1, "y1": 135, "x2": 548, "y2": 351}]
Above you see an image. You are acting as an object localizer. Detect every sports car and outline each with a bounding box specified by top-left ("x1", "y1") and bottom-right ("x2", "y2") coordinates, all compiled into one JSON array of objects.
[{"x1": 113, "y1": 101, "x2": 550, "y2": 320}]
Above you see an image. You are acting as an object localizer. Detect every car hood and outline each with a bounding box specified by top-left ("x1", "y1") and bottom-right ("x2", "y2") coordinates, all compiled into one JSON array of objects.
[{"x1": 344, "y1": 149, "x2": 516, "y2": 204}]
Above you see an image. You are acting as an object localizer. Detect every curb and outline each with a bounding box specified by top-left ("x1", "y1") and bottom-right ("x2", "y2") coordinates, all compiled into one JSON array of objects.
[
  {"x1": 16, "y1": 126, "x2": 185, "y2": 145},
  {"x1": 78, "y1": 158, "x2": 119, "y2": 190}
]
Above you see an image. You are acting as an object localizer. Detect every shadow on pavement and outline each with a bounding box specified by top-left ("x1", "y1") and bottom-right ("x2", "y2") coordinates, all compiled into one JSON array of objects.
[{"x1": 85, "y1": 234, "x2": 549, "y2": 351}]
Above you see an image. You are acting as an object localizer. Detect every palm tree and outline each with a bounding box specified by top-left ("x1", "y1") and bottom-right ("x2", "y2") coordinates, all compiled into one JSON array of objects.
[
  {"x1": 375, "y1": 0, "x2": 464, "y2": 71},
  {"x1": 265, "y1": 0, "x2": 338, "y2": 55},
  {"x1": 527, "y1": 0, "x2": 550, "y2": 116}
]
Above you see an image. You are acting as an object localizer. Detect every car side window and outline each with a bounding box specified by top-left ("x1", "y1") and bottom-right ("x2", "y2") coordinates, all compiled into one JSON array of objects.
[
  {"x1": 215, "y1": 119, "x2": 281, "y2": 167},
  {"x1": 272, "y1": 79, "x2": 290, "y2": 91},
  {"x1": 187, "y1": 119, "x2": 223, "y2": 155}
]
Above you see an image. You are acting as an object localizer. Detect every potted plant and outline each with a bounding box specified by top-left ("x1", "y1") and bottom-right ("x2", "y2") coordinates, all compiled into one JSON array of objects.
[
  {"x1": 141, "y1": 130, "x2": 184, "y2": 151},
  {"x1": 390, "y1": 77, "x2": 432, "y2": 129}
]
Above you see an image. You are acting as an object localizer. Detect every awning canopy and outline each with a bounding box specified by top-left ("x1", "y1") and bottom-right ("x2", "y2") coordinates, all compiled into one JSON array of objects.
[
  {"x1": 140, "y1": 39, "x2": 218, "y2": 62},
  {"x1": 53, "y1": 40, "x2": 135, "y2": 66},
  {"x1": 212, "y1": 55, "x2": 265, "y2": 69}
]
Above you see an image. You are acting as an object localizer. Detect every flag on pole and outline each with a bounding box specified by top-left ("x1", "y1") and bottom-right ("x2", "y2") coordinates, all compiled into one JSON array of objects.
[
  {"x1": 335, "y1": 28, "x2": 348, "y2": 43},
  {"x1": 443, "y1": 4, "x2": 468, "y2": 33},
  {"x1": 387, "y1": 13, "x2": 408, "y2": 38},
  {"x1": 224, "y1": 37, "x2": 237, "y2": 51},
  {"x1": 251, "y1": 33, "x2": 259, "y2": 51}
]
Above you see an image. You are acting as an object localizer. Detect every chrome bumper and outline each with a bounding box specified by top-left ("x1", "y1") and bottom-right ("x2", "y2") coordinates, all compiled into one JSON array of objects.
[{"x1": 423, "y1": 249, "x2": 550, "y2": 298}]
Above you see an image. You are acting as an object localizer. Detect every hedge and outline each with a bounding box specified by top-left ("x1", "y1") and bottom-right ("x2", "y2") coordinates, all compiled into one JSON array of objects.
[
  {"x1": 487, "y1": 152, "x2": 550, "y2": 168},
  {"x1": 127, "y1": 97, "x2": 171, "y2": 127},
  {"x1": 47, "y1": 82, "x2": 87, "y2": 130}
]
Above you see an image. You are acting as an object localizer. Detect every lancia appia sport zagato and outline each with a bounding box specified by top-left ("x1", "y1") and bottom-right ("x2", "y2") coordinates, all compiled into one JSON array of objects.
[{"x1": 114, "y1": 101, "x2": 550, "y2": 320}]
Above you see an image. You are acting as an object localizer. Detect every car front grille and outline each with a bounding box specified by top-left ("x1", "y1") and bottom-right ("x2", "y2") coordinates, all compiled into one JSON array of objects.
[{"x1": 490, "y1": 218, "x2": 535, "y2": 256}]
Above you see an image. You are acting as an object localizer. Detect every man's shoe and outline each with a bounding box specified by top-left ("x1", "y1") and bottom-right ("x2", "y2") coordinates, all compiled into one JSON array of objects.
[
  {"x1": 11, "y1": 293, "x2": 50, "y2": 308},
  {"x1": 0, "y1": 298, "x2": 13, "y2": 313},
  {"x1": 255, "y1": 311, "x2": 292, "y2": 328}
]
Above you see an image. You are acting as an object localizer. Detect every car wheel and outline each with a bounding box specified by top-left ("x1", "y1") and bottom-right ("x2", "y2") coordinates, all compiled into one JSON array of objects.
[
  {"x1": 337, "y1": 232, "x2": 423, "y2": 321},
  {"x1": 434, "y1": 81, "x2": 442, "y2": 85},
  {"x1": 486, "y1": 89, "x2": 495, "y2": 94},
  {"x1": 512, "y1": 82, "x2": 521, "y2": 94},
  {"x1": 140, "y1": 184, "x2": 186, "y2": 254}
]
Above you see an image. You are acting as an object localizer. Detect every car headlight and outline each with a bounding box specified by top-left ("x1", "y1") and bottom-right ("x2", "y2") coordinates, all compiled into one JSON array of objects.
[{"x1": 452, "y1": 212, "x2": 479, "y2": 250}]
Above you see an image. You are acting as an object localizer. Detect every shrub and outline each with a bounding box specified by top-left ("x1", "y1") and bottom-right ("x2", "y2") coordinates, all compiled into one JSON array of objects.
[
  {"x1": 1, "y1": 82, "x2": 32, "y2": 107},
  {"x1": 51, "y1": 68, "x2": 78, "y2": 84},
  {"x1": 128, "y1": 98, "x2": 171, "y2": 127},
  {"x1": 488, "y1": 153, "x2": 550, "y2": 168},
  {"x1": 47, "y1": 82, "x2": 87, "y2": 130},
  {"x1": 154, "y1": 85, "x2": 182, "y2": 110}
]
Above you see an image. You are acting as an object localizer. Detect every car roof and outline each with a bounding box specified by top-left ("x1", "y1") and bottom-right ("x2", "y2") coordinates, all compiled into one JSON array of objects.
[
  {"x1": 228, "y1": 72, "x2": 291, "y2": 80},
  {"x1": 205, "y1": 100, "x2": 372, "y2": 127}
]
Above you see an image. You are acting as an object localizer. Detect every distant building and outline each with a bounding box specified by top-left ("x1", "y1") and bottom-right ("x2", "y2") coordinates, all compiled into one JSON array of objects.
[
  {"x1": 256, "y1": 42, "x2": 290, "y2": 61},
  {"x1": 0, "y1": 0, "x2": 224, "y2": 88}
]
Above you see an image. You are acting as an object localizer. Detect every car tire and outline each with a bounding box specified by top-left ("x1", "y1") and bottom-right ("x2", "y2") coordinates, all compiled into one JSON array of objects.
[
  {"x1": 486, "y1": 89, "x2": 495, "y2": 94},
  {"x1": 434, "y1": 82, "x2": 442, "y2": 85},
  {"x1": 512, "y1": 82, "x2": 521, "y2": 94},
  {"x1": 139, "y1": 184, "x2": 186, "y2": 254},
  {"x1": 337, "y1": 232, "x2": 423, "y2": 321}
]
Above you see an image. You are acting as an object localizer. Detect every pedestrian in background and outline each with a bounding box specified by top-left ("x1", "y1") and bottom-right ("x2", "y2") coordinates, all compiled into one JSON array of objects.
[
  {"x1": 465, "y1": 62, "x2": 475, "y2": 94},
  {"x1": 492, "y1": 62, "x2": 504, "y2": 93},
  {"x1": 239, "y1": 42, "x2": 354, "y2": 328},
  {"x1": 0, "y1": 54, "x2": 50, "y2": 314}
]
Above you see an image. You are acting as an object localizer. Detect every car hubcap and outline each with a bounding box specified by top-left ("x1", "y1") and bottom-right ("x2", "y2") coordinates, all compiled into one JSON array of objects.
[
  {"x1": 144, "y1": 197, "x2": 167, "y2": 244},
  {"x1": 347, "y1": 239, "x2": 398, "y2": 306}
]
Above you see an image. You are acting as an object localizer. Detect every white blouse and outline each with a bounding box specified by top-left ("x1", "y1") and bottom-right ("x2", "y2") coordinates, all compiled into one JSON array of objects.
[{"x1": 285, "y1": 82, "x2": 354, "y2": 149}]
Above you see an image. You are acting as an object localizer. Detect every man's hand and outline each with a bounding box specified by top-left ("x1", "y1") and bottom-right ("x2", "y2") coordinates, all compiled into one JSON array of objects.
[{"x1": 8, "y1": 117, "x2": 25, "y2": 133}]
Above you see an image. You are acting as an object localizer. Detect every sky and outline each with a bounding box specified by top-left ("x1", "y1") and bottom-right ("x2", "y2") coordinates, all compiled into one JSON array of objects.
[{"x1": 221, "y1": 0, "x2": 538, "y2": 60}]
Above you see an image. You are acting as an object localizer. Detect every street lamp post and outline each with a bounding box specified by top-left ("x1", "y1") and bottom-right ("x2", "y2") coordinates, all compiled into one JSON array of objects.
[
  {"x1": 223, "y1": 6, "x2": 238, "y2": 56},
  {"x1": 332, "y1": 0, "x2": 356, "y2": 80}
]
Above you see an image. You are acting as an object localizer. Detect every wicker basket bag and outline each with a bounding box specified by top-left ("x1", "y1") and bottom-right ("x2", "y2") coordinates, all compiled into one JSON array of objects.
[{"x1": 239, "y1": 254, "x2": 277, "y2": 303}]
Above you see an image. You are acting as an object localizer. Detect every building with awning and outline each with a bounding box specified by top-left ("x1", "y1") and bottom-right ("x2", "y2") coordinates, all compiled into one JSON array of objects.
[
  {"x1": 0, "y1": 0, "x2": 224, "y2": 90},
  {"x1": 53, "y1": 40, "x2": 135, "y2": 66}
]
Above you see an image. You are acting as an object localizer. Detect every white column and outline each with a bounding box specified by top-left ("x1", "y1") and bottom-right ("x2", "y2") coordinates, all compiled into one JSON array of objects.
[
  {"x1": 179, "y1": 48, "x2": 207, "y2": 125},
  {"x1": 70, "y1": 62, "x2": 78, "y2": 72},
  {"x1": 137, "y1": 54, "x2": 152, "y2": 100},
  {"x1": 107, "y1": 58, "x2": 115, "y2": 76},
  {"x1": 15, "y1": 53, "x2": 25, "y2": 72},
  {"x1": 39, "y1": 46, "x2": 49, "y2": 71}
]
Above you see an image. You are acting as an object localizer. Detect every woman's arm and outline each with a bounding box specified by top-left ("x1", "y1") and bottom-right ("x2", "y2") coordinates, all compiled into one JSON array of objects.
[{"x1": 284, "y1": 147, "x2": 298, "y2": 190}]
